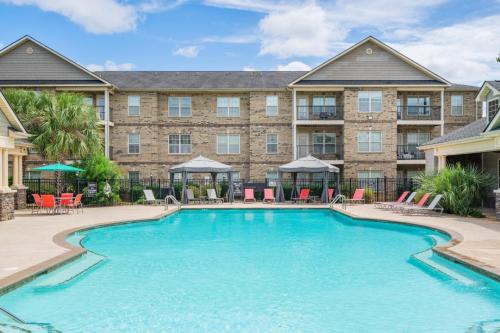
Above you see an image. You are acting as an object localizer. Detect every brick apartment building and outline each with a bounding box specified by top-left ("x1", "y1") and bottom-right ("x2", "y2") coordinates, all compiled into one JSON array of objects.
[{"x1": 0, "y1": 35, "x2": 481, "y2": 181}]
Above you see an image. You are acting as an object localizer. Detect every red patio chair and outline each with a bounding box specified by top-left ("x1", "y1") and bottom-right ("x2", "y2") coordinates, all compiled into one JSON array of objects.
[
  {"x1": 67, "y1": 193, "x2": 83, "y2": 214},
  {"x1": 293, "y1": 188, "x2": 310, "y2": 203},
  {"x1": 375, "y1": 191, "x2": 409, "y2": 209},
  {"x1": 41, "y1": 194, "x2": 56, "y2": 214},
  {"x1": 32, "y1": 193, "x2": 43, "y2": 214},
  {"x1": 328, "y1": 188, "x2": 334, "y2": 202},
  {"x1": 244, "y1": 188, "x2": 256, "y2": 203},
  {"x1": 263, "y1": 188, "x2": 275, "y2": 203},
  {"x1": 345, "y1": 188, "x2": 365, "y2": 204}
]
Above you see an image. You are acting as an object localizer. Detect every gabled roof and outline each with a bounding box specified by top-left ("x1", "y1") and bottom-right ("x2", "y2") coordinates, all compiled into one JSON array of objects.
[
  {"x1": 476, "y1": 80, "x2": 500, "y2": 102},
  {"x1": 289, "y1": 36, "x2": 450, "y2": 87},
  {"x1": 0, "y1": 91, "x2": 27, "y2": 134},
  {"x1": 96, "y1": 71, "x2": 305, "y2": 90},
  {"x1": 0, "y1": 35, "x2": 112, "y2": 87},
  {"x1": 420, "y1": 118, "x2": 488, "y2": 148}
]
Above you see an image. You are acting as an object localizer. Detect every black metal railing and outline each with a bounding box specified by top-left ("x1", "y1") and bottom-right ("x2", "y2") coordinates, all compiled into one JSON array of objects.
[
  {"x1": 397, "y1": 105, "x2": 441, "y2": 120},
  {"x1": 397, "y1": 145, "x2": 425, "y2": 160},
  {"x1": 297, "y1": 144, "x2": 343, "y2": 160},
  {"x1": 296, "y1": 106, "x2": 343, "y2": 121},
  {"x1": 23, "y1": 177, "x2": 419, "y2": 206}
]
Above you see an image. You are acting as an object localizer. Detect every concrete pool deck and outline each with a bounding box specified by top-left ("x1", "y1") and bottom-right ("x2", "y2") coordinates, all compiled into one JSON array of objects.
[{"x1": 0, "y1": 203, "x2": 499, "y2": 293}]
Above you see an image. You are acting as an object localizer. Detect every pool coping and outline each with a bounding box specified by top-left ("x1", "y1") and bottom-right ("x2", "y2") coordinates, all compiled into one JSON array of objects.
[{"x1": 0, "y1": 205, "x2": 499, "y2": 296}]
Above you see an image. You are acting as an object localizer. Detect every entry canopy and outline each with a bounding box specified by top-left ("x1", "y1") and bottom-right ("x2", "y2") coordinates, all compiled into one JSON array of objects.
[
  {"x1": 278, "y1": 155, "x2": 339, "y2": 173},
  {"x1": 170, "y1": 155, "x2": 233, "y2": 173}
]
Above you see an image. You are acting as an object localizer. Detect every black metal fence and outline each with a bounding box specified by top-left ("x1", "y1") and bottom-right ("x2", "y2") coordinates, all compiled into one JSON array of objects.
[{"x1": 23, "y1": 177, "x2": 419, "y2": 206}]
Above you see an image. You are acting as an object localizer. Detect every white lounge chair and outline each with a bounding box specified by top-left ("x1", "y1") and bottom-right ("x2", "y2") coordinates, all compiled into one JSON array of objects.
[
  {"x1": 207, "y1": 188, "x2": 223, "y2": 204},
  {"x1": 143, "y1": 189, "x2": 163, "y2": 205},
  {"x1": 401, "y1": 194, "x2": 444, "y2": 215},
  {"x1": 387, "y1": 191, "x2": 417, "y2": 210},
  {"x1": 186, "y1": 189, "x2": 200, "y2": 204}
]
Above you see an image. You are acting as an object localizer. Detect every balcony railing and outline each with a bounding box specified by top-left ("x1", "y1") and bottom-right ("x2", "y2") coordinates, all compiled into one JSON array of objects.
[
  {"x1": 296, "y1": 106, "x2": 343, "y2": 121},
  {"x1": 96, "y1": 105, "x2": 106, "y2": 120},
  {"x1": 297, "y1": 144, "x2": 344, "y2": 160},
  {"x1": 397, "y1": 106, "x2": 441, "y2": 120},
  {"x1": 397, "y1": 145, "x2": 425, "y2": 160}
]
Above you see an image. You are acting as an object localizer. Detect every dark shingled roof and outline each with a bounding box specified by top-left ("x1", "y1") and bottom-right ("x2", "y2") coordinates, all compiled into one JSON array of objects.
[
  {"x1": 446, "y1": 83, "x2": 479, "y2": 91},
  {"x1": 294, "y1": 79, "x2": 447, "y2": 85},
  {"x1": 486, "y1": 80, "x2": 500, "y2": 90},
  {"x1": 95, "y1": 71, "x2": 307, "y2": 89},
  {"x1": 422, "y1": 117, "x2": 488, "y2": 146}
]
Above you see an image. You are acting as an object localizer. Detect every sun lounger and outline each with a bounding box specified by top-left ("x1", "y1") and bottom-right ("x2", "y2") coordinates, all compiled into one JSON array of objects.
[
  {"x1": 375, "y1": 191, "x2": 409, "y2": 209},
  {"x1": 244, "y1": 188, "x2": 256, "y2": 203},
  {"x1": 143, "y1": 189, "x2": 163, "y2": 205},
  {"x1": 328, "y1": 188, "x2": 334, "y2": 202},
  {"x1": 186, "y1": 189, "x2": 200, "y2": 204},
  {"x1": 293, "y1": 188, "x2": 310, "y2": 203},
  {"x1": 263, "y1": 188, "x2": 275, "y2": 203},
  {"x1": 396, "y1": 193, "x2": 430, "y2": 212},
  {"x1": 345, "y1": 188, "x2": 365, "y2": 204},
  {"x1": 387, "y1": 191, "x2": 417, "y2": 209},
  {"x1": 207, "y1": 188, "x2": 224, "y2": 204},
  {"x1": 401, "y1": 194, "x2": 444, "y2": 215}
]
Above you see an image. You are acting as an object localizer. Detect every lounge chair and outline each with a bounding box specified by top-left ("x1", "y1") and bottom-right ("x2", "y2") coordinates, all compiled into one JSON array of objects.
[
  {"x1": 41, "y1": 194, "x2": 56, "y2": 214},
  {"x1": 186, "y1": 189, "x2": 200, "y2": 204},
  {"x1": 143, "y1": 189, "x2": 163, "y2": 205},
  {"x1": 387, "y1": 191, "x2": 417, "y2": 210},
  {"x1": 31, "y1": 193, "x2": 43, "y2": 214},
  {"x1": 293, "y1": 188, "x2": 310, "y2": 203},
  {"x1": 67, "y1": 193, "x2": 83, "y2": 214},
  {"x1": 396, "y1": 193, "x2": 430, "y2": 212},
  {"x1": 263, "y1": 188, "x2": 275, "y2": 203},
  {"x1": 401, "y1": 194, "x2": 443, "y2": 215},
  {"x1": 375, "y1": 191, "x2": 409, "y2": 209},
  {"x1": 345, "y1": 188, "x2": 365, "y2": 204},
  {"x1": 207, "y1": 188, "x2": 224, "y2": 204},
  {"x1": 328, "y1": 188, "x2": 334, "y2": 202},
  {"x1": 244, "y1": 188, "x2": 256, "y2": 203}
]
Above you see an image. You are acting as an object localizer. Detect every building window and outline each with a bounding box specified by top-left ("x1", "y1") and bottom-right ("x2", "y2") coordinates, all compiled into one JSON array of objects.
[
  {"x1": 128, "y1": 133, "x2": 140, "y2": 154},
  {"x1": 266, "y1": 170, "x2": 278, "y2": 186},
  {"x1": 312, "y1": 133, "x2": 336, "y2": 155},
  {"x1": 407, "y1": 132, "x2": 431, "y2": 147},
  {"x1": 266, "y1": 133, "x2": 278, "y2": 154},
  {"x1": 128, "y1": 171, "x2": 140, "y2": 182},
  {"x1": 313, "y1": 96, "x2": 336, "y2": 115},
  {"x1": 451, "y1": 95, "x2": 463, "y2": 116},
  {"x1": 407, "y1": 96, "x2": 430, "y2": 116},
  {"x1": 488, "y1": 99, "x2": 499, "y2": 122},
  {"x1": 25, "y1": 171, "x2": 41, "y2": 180},
  {"x1": 266, "y1": 95, "x2": 278, "y2": 116},
  {"x1": 128, "y1": 95, "x2": 140, "y2": 116},
  {"x1": 168, "y1": 97, "x2": 192, "y2": 117},
  {"x1": 357, "y1": 170, "x2": 383, "y2": 179},
  {"x1": 217, "y1": 134, "x2": 240, "y2": 154},
  {"x1": 217, "y1": 171, "x2": 240, "y2": 181},
  {"x1": 358, "y1": 91, "x2": 382, "y2": 113},
  {"x1": 357, "y1": 131, "x2": 382, "y2": 153},
  {"x1": 83, "y1": 96, "x2": 93, "y2": 106},
  {"x1": 217, "y1": 97, "x2": 240, "y2": 117},
  {"x1": 97, "y1": 96, "x2": 105, "y2": 120},
  {"x1": 168, "y1": 134, "x2": 192, "y2": 154}
]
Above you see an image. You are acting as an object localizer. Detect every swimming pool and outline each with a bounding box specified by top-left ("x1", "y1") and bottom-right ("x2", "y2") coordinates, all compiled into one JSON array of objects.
[{"x1": 0, "y1": 209, "x2": 499, "y2": 332}]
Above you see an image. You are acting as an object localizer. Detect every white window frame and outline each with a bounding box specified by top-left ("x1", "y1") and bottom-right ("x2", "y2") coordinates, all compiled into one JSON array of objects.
[
  {"x1": 128, "y1": 95, "x2": 140, "y2": 116},
  {"x1": 266, "y1": 133, "x2": 278, "y2": 154},
  {"x1": 168, "y1": 97, "x2": 192, "y2": 117},
  {"x1": 217, "y1": 97, "x2": 240, "y2": 117},
  {"x1": 358, "y1": 91, "x2": 382, "y2": 113},
  {"x1": 312, "y1": 96, "x2": 336, "y2": 115},
  {"x1": 128, "y1": 171, "x2": 140, "y2": 182},
  {"x1": 216, "y1": 134, "x2": 240, "y2": 154},
  {"x1": 407, "y1": 132, "x2": 431, "y2": 146},
  {"x1": 128, "y1": 133, "x2": 140, "y2": 154},
  {"x1": 312, "y1": 133, "x2": 336, "y2": 154},
  {"x1": 451, "y1": 95, "x2": 464, "y2": 116},
  {"x1": 357, "y1": 131, "x2": 382, "y2": 153},
  {"x1": 168, "y1": 134, "x2": 192, "y2": 155},
  {"x1": 266, "y1": 95, "x2": 279, "y2": 116},
  {"x1": 488, "y1": 98, "x2": 499, "y2": 122}
]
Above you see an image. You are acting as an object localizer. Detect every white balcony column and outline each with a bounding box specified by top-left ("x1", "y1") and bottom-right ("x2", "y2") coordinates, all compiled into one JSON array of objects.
[
  {"x1": 292, "y1": 88, "x2": 297, "y2": 160},
  {"x1": 18, "y1": 155, "x2": 24, "y2": 187},
  {"x1": 440, "y1": 88, "x2": 445, "y2": 135},
  {"x1": 437, "y1": 155, "x2": 447, "y2": 171},
  {"x1": 104, "y1": 89, "x2": 110, "y2": 158},
  {"x1": 12, "y1": 155, "x2": 18, "y2": 187},
  {"x1": 2, "y1": 149, "x2": 8, "y2": 190}
]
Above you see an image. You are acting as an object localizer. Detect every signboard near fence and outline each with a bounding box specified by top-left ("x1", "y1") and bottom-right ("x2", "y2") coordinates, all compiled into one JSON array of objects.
[{"x1": 87, "y1": 182, "x2": 97, "y2": 197}]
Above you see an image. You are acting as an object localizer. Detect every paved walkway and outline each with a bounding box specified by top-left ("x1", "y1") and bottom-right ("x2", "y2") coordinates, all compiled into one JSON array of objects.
[
  {"x1": 332, "y1": 204, "x2": 500, "y2": 280},
  {"x1": 0, "y1": 203, "x2": 499, "y2": 292}
]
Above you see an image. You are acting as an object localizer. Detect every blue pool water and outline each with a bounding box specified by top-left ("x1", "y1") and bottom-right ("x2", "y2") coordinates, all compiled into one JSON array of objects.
[{"x1": 1, "y1": 209, "x2": 499, "y2": 332}]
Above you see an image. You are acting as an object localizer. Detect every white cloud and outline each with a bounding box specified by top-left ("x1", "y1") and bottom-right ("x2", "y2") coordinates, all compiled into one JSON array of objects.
[
  {"x1": 173, "y1": 45, "x2": 201, "y2": 58},
  {"x1": 391, "y1": 15, "x2": 500, "y2": 85},
  {"x1": 202, "y1": 35, "x2": 258, "y2": 44},
  {"x1": 2, "y1": 0, "x2": 138, "y2": 33},
  {"x1": 139, "y1": 0, "x2": 187, "y2": 13},
  {"x1": 86, "y1": 60, "x2": 135, "y2": 71},
  {"x1": 276, "y1": 61, "x2": 311, "y2": 71},
  {"x1": 203, "y1": 0, "x2": 291, "y2": 12}
]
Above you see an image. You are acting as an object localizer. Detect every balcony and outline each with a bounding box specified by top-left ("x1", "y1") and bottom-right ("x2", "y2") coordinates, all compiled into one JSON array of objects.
[
  {"x1": 397, "y1": 106, "x2": 441, "y2": 121},
  {"x1": 296, "y1": 106, "x2": 343, "y2": 121},
  {"x1": 96, "y1": 105, "x2": 106, "y2": 120},
  {"x1": 297, "y1": 144, "x2": 343, "y2": 161},
  {"x1": 397, "y1": 145, "x2": 425, "y2": 160}
]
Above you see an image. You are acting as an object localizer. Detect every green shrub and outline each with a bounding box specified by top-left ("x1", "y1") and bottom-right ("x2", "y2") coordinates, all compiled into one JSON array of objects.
[{"x1": 415, "y1": 164, "x2": 493, "y2": 216}]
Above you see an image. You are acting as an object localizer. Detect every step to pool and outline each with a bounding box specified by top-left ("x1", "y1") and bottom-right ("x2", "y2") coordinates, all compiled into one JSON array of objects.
[
  {"x1": 0, "y1": 309, "x2": 60, "y2": 333},
  {"x1": 34, "y1": 252, "x2": 104, "y2": 288}
]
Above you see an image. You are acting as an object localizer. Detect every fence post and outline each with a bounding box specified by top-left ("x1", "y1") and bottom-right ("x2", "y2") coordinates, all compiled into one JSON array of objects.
[
  {"x1": 37, "y1": 178, "x2": 41, "y2": 196},
  {"x1": 150, "y1": 175, "x2": 153, "y2": 189},
  {"x1": 129, "y1": 179, "x2": 133, "y2": 202},
  {"x1": 384, "y1": 176, "x2": 387, "y2": 201}
]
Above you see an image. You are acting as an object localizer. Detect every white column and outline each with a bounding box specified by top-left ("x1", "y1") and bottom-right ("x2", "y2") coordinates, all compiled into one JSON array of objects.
[
  {"x1": 2, "y1": 149, "x2": 8, "y2": 189},
  {"x1": 292, "y1": 88, "x2": 297, "y2": 160},
  {"x1": 437, "y1": 155, "x2": 446, "y2": 171},
  {"x1": 18, "y1": 155, "x2": 24, "y2": 187},
  {"x1": 12, "y1": 155, "x2": 18, "y2": 187},
  {"x1": 104, "y1": 89, "x2": 110, "y2": 158},
  {"x1": 440, "y1": 88, "x2": 445, "y2": 136}
]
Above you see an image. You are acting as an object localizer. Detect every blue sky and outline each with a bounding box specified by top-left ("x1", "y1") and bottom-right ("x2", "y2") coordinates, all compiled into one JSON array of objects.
[{"x1": 0, "y1": 0, "x2": 499, "y2": 84}]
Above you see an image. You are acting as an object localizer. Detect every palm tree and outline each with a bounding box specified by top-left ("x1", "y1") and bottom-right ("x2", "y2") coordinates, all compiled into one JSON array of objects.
[{"x1": 4, "y1": 89, "x2": 102, "y2": 161}]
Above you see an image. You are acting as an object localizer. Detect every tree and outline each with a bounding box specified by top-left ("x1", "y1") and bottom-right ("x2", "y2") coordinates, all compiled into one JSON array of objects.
[{"x1": 3, "y1": 89, "x2": 102, "y2": 161}]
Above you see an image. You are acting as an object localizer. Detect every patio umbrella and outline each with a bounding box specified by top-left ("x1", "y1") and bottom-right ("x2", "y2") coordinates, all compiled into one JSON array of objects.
[{"x1": 33, "y1": 163, "x2": 84, "y2": 195}]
